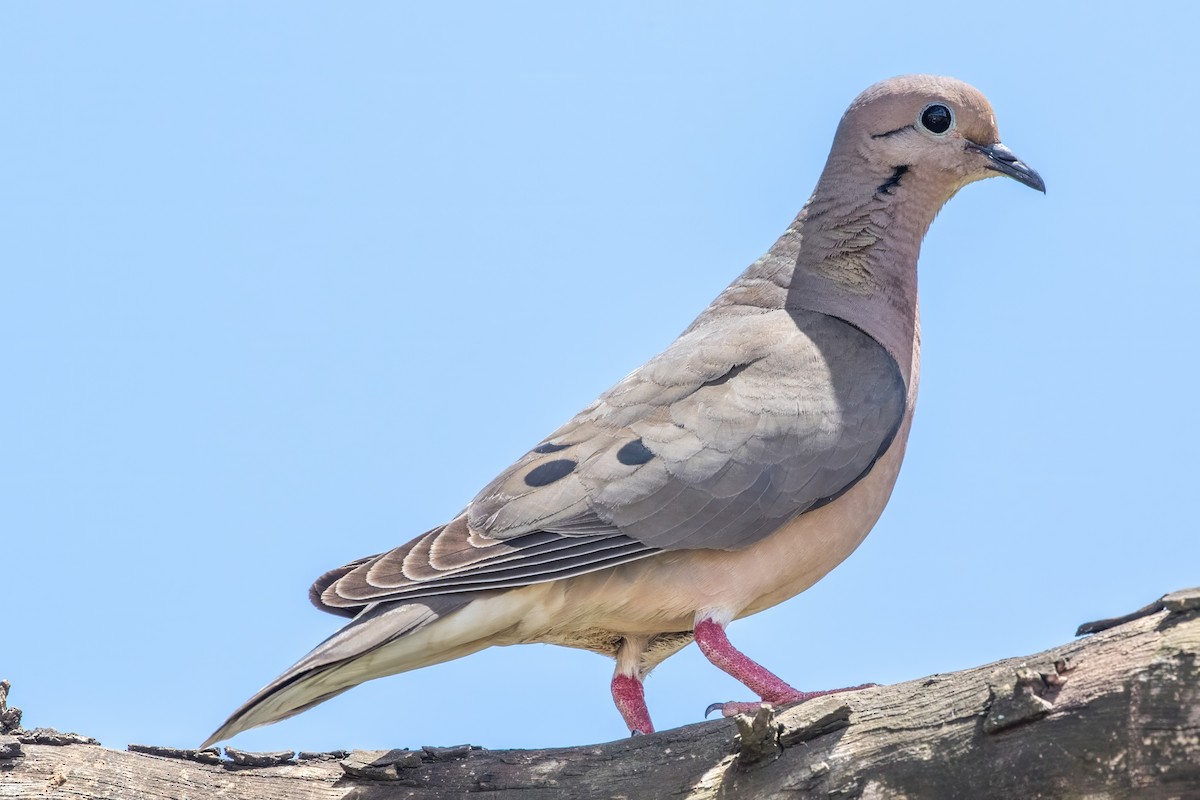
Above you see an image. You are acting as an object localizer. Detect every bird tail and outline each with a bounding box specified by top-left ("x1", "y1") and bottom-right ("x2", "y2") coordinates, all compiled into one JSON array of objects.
[{"x1": 202, "y1": 593, "x2": 490, "y2": 748}]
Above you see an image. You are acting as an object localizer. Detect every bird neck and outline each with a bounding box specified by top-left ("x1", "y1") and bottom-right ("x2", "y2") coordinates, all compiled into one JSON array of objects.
[{"x1": 725, "y1": 162, "x2": 953, "y2": 386}]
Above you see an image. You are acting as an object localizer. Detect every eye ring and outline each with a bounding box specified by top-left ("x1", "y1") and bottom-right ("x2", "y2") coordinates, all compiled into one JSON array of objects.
[{"x1": 919, "y1": 102, "x2": 954, "y2": 136}]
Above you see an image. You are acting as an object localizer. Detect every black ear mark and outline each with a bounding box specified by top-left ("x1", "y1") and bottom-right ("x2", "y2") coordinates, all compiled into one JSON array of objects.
[{"x1": 876, "y1": 165, "x2": 909, "y2": 196}]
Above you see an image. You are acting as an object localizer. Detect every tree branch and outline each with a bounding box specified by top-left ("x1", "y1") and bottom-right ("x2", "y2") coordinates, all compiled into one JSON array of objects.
[{"x1": 2, "y1": 589, "x2": 1197, "y2": 799}]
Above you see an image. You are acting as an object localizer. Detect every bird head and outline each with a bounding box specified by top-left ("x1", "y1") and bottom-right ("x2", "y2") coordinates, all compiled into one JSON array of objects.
[{"x1": 828, "y1": 74, "x2": 1045, "y2": 200}]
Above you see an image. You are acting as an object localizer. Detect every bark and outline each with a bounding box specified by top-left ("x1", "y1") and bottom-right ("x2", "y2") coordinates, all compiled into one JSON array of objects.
[{"x1": 1, "y1": 589, "x2": 1197, "y2": 800}]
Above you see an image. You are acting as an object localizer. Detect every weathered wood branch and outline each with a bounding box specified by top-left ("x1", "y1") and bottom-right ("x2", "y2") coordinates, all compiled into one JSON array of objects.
[{"x1": 2, "y1": 590, "x2": 1198, "y2": 799}]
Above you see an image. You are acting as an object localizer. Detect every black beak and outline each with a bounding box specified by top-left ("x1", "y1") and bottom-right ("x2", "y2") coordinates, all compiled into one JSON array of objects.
[{"x1": 968, "y1": 141, "x2": 1045, "y2": 193}]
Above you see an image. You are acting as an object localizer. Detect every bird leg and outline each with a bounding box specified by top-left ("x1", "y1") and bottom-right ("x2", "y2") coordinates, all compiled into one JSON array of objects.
[
  {"x1": 610, "y1": 673, "x2": 654, "y2": 735},
  {"x1": 610, "y1": 635, "x2": 654, "y2": 735},
  {"x1": 694, "y1": 617, "x2": 873, "y2": 718}
]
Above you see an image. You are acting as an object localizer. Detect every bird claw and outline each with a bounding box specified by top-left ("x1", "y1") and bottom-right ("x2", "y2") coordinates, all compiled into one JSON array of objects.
[
  {"x1": 705, "y1": 700, "x2": 771, "y2": 718},
  {"x1": 704, "y1": 683, "x2": 878, "y2": 720}
]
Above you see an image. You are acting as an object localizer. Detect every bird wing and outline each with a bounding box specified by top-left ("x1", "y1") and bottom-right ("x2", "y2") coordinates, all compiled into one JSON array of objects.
[{"x1": 314, "y1": 308, "x2": 905, "y2": 615}]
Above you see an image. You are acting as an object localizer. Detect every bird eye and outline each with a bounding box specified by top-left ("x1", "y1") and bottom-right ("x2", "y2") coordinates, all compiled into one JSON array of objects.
[{"x1": 919, "y1": 103, "x2": 953, "y2": 135}]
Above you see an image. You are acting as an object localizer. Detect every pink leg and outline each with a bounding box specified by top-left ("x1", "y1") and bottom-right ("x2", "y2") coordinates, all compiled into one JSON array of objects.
[
  {"x1": 694, "y1": 618, "x2": 873, "y2": 718},
  {"x1": 610, "y1": 673, "x2": 654, "y2": 735}
]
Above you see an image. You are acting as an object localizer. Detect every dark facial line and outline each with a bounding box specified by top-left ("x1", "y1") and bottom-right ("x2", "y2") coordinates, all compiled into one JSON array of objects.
[{"x1": 870, "y1": 125, "x2": 914, "y2": 140}]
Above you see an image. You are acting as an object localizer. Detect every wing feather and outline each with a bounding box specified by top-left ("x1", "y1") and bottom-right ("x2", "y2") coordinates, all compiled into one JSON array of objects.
[{"x1": 314, "y1": 308, "x2": 905, "y2": 615}]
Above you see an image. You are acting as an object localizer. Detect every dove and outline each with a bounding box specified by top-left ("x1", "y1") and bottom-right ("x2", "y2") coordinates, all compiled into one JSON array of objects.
[{"x1": 203, "y1": 74, "x2": 1043, "y2": 747}]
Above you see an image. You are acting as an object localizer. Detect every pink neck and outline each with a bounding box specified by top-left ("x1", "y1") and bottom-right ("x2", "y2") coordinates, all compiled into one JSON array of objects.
[{"x1": 693, "y1": 159, "x2": 954, "y2": 387}]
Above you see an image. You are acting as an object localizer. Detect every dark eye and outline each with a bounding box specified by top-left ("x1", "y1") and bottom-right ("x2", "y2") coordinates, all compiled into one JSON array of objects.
[{"x1": 920, "y1": 103, "x2": 953, "y2": 135}]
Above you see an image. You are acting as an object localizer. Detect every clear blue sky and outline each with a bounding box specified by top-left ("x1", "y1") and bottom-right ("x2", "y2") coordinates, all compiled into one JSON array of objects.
[{"x1": 4, "y1": 3, "x2": 1197, "y2": 754}]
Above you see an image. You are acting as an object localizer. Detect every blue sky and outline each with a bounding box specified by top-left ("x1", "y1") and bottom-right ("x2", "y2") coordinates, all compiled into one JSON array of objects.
[{"x1": 3, "y1": 3, "x2": 1197, "y2": 753}]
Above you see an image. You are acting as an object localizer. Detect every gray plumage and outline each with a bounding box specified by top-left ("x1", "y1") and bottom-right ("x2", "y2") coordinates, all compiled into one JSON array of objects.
[{"x1": 204, "y1": 74, "x2": 1043, "y2": 748}]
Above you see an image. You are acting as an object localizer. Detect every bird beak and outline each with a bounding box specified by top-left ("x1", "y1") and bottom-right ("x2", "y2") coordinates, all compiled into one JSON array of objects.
[{"x1": 967, "y1": 141, "x2": 1046, "y2": 193}]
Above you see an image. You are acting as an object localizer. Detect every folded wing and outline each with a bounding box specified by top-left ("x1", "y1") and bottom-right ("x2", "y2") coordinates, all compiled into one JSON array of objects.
[{"x1": 314, "y1": 308, "x2": 905, "y2": 616}]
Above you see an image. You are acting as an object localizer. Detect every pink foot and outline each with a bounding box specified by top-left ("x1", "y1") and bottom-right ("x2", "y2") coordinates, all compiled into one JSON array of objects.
[
  {"x1": 704, "y1": 685, "x2": 876, "y2": 718},
  {"x1": 693, "y1": 618, "x2": 874, "y2": 718},
  {"x1": 611, "y1": 673, "x2": 654, "y2": 735}
]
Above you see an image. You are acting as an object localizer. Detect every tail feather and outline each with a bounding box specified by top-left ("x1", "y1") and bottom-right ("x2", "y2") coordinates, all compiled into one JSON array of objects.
[{"x1": 203, "y1": 594, "x2": 475, "y2": 748}]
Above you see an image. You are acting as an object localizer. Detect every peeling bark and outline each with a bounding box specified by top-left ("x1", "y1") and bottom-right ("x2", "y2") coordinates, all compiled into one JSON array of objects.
[{"x1": 2, "y1": 590, "x2": 1198, "y2": 799}]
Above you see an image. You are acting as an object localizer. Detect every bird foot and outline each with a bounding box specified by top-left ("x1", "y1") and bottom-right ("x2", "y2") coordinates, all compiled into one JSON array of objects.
[
  {"x1": 692, "y1": 618, "x2": 876, "y2": 720},
  {"x1": 705, "y1": 700, "x2": 768, "y2": 718},
  {"x1": 704, "y1": 683, "x2": 877, "y2": 718}
]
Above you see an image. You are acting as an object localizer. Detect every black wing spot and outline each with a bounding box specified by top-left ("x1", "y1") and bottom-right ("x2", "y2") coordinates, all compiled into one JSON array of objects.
[
  {"x1": 876, "y1": 165, "x2": 909, "y2": 196},
  {"x1": 616, "y1": 438, "x2": 655, "y2": 466},
  {"x1": 533, "y1": 442, "x2": 571, "y2": 454},
  {"x1": 525, "y1": 459, "x2": 577, "y2": 487}
]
